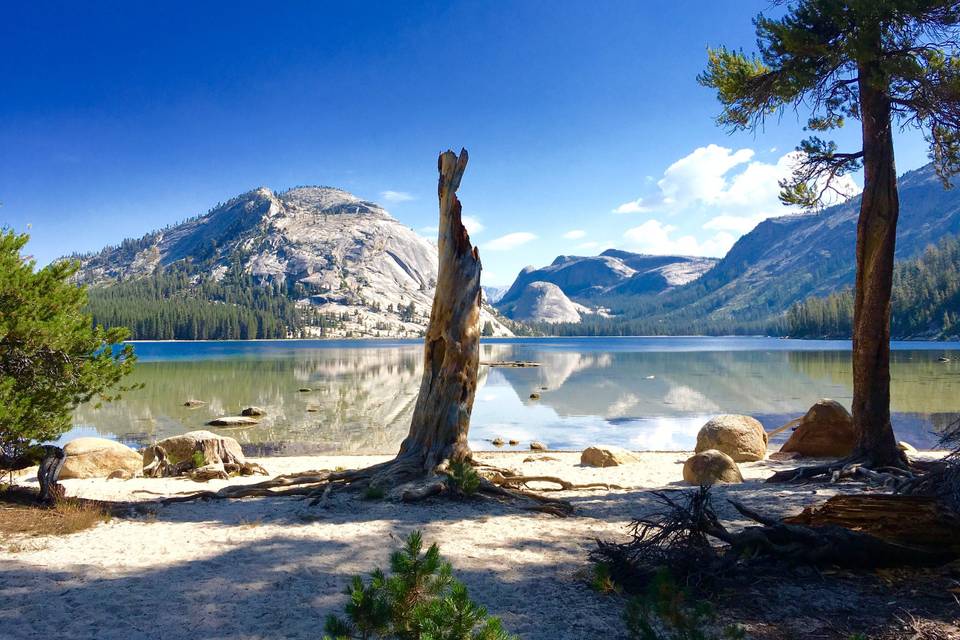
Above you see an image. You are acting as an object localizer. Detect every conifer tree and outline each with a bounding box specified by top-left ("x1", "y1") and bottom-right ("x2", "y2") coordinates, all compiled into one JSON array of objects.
[
  {"x1": 700, "y1": 0, "x2": 960, "y2": 470},
  {"x1": 0, "y1": 231, "x2": 136, "y2": 472}
]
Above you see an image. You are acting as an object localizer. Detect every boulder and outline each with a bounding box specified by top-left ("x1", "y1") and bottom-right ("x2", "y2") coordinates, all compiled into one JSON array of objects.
[
  {"x1": 581, "y1": 445, "x2": 640, "y2": 467},
  {"x1": 241, "y1": 406, "x2": 266, "y2": 417},
  {"x1": 143, "y1": 430, "x2": 245, "y2": 467},
  {"x1": 898, "y1": 441, "x2": 918, "y2": 454},
  {"x1": 492, "y1": 437, "x2": 505, "y2": 447},
  {"x1": 60, "y1": 437, "x2": 142, "y2": 479},
  {"x1": 682, "y1": 450, "x2": 743, "y2": 485},
  {"x1": 695, "y1": 414, "x2": 768, "y2": 462},
  {"x1": 779, "y1": 400, "x2": 856, "y2": 458},
  {"x1": 530, "y1": 441, "x2": 547, "y2": 451}
]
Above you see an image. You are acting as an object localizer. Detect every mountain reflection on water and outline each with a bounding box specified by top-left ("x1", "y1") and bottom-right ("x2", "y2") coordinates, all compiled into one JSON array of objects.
[{"x1": 68, "y1": 338, "x2": 960, "y2": 454}]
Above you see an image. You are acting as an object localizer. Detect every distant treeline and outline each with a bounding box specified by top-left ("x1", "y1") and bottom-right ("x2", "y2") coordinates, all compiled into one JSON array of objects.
[{"x1": 787, "y1": 234, "x2": 960, "y2": 339}]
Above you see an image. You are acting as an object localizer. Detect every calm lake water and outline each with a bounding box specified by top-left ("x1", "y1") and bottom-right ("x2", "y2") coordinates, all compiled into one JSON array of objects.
[{"x1": 67, "y1": 337, "x2": 960, "y2": 455}]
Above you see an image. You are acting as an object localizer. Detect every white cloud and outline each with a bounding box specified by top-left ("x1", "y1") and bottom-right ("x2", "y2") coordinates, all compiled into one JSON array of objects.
[
  {"x1": 614, "y1": 144, "x2": 861, "y2": 250},
  {"x1": 563, "y1": 229, "x2": 586, "y2": 240},
  {"x1": 462, "y1": 215, "x2": 484, "y2": 235},
  {"x1": 380, "y1": 190, "x2": 414, "y2": 203},
  {"x1": 483, "y1": 232, "x2": 538, "y2": 252},
  {"x1": 613, "y1": 199, "x2": 649, "y2": 214},
  {"x1": 702, "y1": 214, "x2": 766, "y2": 234},
  {"x1": 623, "y1": 220, "x2": 736, "y2": 257}
]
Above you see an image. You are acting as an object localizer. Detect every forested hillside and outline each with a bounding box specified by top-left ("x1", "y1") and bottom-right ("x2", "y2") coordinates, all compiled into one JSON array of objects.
[
  {"x1": 787, "y1": 234, "x2": 960, "y2": 339},
  {"x1": 86, "y1": 262, "x2": 316, "y2": 339}
]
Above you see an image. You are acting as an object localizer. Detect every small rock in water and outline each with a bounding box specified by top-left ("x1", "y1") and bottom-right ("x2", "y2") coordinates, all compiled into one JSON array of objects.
[
  {"x1": 183, "y1": 399, "x2": 206, "y2": 407},
  {"x1": 645, "y1": 375, "x2": 655, "y2": 380},
  {"x1": 540, "y1": 386, "x2": 548, "y2": 391},
  {"x1": 207, "y1": 416, "x2": 260, "y2": 427},
  {"x1": 306, "y1": 406, "x2": 320, "y2": 413},
  {"x1": 529, "y1": 392, "x2": 541, "y2": 400},
  {"x1": 530, "y1": 441, "x2": 547, "y2": 451},
  {"x1": 298, "y1": 387, "x2": 312, "y2": 392},
  {"x1": 492, "y1": 437, "x2": 505, "y2": 447},
  {"x1": 939, "y1": 355, "x2": 951, "y2": 362},
  {"x1": 241, "y1": 406, "x2": 266, "y2": 417},
  {"x1": 508, "y1": 439, "x2": 520, "y2": 445}
]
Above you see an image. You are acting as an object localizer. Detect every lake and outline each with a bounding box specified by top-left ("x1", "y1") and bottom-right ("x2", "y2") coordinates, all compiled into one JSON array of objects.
[{"x1": 67, "y1": 337, "x2": 960, "y2": 455}]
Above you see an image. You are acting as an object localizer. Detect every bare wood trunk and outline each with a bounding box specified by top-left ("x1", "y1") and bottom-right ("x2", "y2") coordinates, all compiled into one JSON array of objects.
[
  {"x1": 852, "y1": 58, "x2": 906, "y2": 468},
  {"x1": 392, "y1": 149, "x2": 481, "y2": 475},
  {"x1": 37, "y1": 445, "x2": 65, "y2": 503}
]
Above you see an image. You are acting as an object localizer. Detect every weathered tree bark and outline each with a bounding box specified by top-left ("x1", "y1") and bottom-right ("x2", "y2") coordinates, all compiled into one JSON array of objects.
[
  {"x1": 1, "y1": 445, "x2": 65, "y2": 502},
  {"x1": 394, "y1": 148, "x2": 480, "y2": 472},
  {"x1": 851, "y1": 51, "x2": 907, "y2": 468},
  {"x1": 37, "y1": 446, "x2": 65, "y2": 503}
]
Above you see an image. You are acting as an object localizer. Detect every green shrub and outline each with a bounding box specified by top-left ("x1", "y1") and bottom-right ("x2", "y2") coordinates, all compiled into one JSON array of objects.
[
  {"x1": 591, "y1": 562, "x2": 619, "y2": 594},
  {"x1": 191, "y1": 451, "x2": 206, "y2": 469},
  {"x1": 323, "y1": 530, "x2": 515, "y2": 640},
  {"x1": 363, "y1": 485, "x2": 386, "y2": 501},
  {"x1": 447, "y1": 461, "x2": 480, "y2": 496},
  {"x1": 624, "y1": 569, "x2": 744, "y2": 640}
]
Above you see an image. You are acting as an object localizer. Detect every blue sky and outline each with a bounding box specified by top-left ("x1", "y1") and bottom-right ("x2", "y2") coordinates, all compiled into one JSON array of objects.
[{"x1": 1, "y1": 1, "x2": 932, "y2": 286}]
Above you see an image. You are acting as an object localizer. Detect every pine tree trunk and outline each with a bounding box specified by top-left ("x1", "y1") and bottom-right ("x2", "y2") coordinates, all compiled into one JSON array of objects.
[
  {"x1": 852, "y1": 61, "x2": 906, "y2": 467},
  {"x1": 391, "y1": 149, "x2": 481, "y2": 474}
]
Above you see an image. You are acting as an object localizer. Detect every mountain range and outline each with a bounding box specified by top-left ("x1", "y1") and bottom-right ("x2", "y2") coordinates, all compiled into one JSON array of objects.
[
  {"x1": 495, "y1": 251, "x2": 717, "y2": 323},
  {"x1": 76, "y1": 186, "x2": 513, "y2": 339},
  {"x1": 75, "y1": 162, "x2": 960, "y2": 340},
  {"x1": 493, "y1": 163, "x2": 960, "y2": 336}
]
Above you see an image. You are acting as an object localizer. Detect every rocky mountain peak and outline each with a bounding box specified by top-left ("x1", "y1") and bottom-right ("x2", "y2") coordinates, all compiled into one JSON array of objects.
[{"x1": 74, "y1": 185, "x2": 513, "y2": 339}]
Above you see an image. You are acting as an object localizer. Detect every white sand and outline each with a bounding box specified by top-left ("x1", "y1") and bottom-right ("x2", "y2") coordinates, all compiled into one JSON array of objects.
[{"x1": 0, "y1": 452, "x2": 899, "y2": 640}]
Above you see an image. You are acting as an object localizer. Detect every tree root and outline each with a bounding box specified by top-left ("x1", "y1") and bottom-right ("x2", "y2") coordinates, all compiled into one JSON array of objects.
[
  {"x1": 766, "y1": 454, "x2": 914, "y2": 489},
  {"x1": 156, "y1": 458, "x2": 608, "y2": 517},
  {"x1": 593, "y1": 486, "x2": 957, "y2": 595},
  {"x1": 485, "y1": 472, "x2": 624, "y2": 492}
]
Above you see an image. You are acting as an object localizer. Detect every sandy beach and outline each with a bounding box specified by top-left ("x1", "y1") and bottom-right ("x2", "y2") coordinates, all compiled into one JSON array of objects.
[{"x1": 0, "y1": 450, "x2": 890, "y2": 640}]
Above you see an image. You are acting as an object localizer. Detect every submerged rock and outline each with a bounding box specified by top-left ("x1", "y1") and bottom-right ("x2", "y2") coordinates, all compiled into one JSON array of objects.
[
  {"x1": 779, "y1": 399, "x2": 855, "y2": 458},
  {"x1": 183, "y1": 399, "x2": 206, "y2": 407},
  {"x1": 682, "y1": 450, "x2": 743, "y2": 485},
  {"x1": 695, "y1": 414, "x2": 767, "y2": 462},
  {"x1": 207, "y1": 416, "x2": 260, "y2": 427},
  {"x1": 581, "y1": 445, "x2": 640, "y2": 467},
  {"x1": 60, "y1": 437, "x2": 142, "y2": 479},
  {"x1": 241, "y1": 406, "x2": 266, "y2": 417}
]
